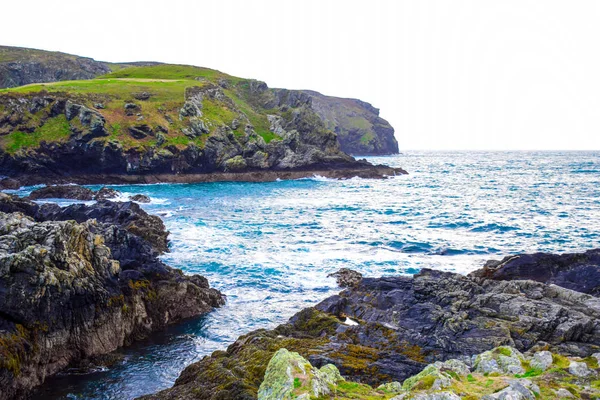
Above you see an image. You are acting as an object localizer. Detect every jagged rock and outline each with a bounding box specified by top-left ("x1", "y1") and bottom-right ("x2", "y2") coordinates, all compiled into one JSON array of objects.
[
  {"x1": 129, "y1": 124, "x2": 154, "y2": 139},
  {"x1": 474, "y1": 347, "x2": 526, "y2": 375},
  {"x1": 29, "y1": 184, "x2": 95, "y2": 200},
  {"x1": 327, "y1": 268, "x2": 363, "y2": 288},
  {"x1": 142, "y1": 269, "x2": 600, "y2": 400},
  {"x1": 412, "y1": 393, "x2": 461, "y2": 400},
  {"x1": 483, "y1": 379, "x2": 539, "y2": 400},
  {"x1": 65, "y1": 101, "x2": 108, "y2": 139},
  {"x1": 0, "y1": 209, "x2": 224, "y2": 399},
  {"x1": 129, "y1": 194, "x2": 151, "y2": 203},
  {"x1": 568, "y1": 361, "x2": 591, "y2": 377},
  {"x1": 470, "y1": 249, "x2": 600, "y2": 296},
  {"x1": 257, "y1": 349, "x2": 343, "y2": 400},
  {"x1": 134, "y1": 92, "x2": 151, "y2": 100},
  {"x1": 94, "y1": 187, "x2": 120, "y2": 200},
  {"x1": 224, "y1": 155, "x2": 247, "y2": 171},
  {"x1": 0, "y1": 177, "x2": 20, "y2": 190},
  {"x1": 530, "y1": 351, "x2": 553, "y2": 371}
]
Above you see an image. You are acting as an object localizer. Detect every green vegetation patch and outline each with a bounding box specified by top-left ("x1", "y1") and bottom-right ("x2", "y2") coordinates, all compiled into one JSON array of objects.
[
  {"x1": 99, "y1": 64, "x2": 236, "y2": 82},
  {"x1": 1, "y1": 115, "x2": 71, "y2": 153}
]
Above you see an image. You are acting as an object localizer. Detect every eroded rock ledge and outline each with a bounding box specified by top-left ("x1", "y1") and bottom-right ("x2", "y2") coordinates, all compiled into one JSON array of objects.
[
  {"x1": 141, "y1": 268, "x2": 600, "y2": 400},
  {"x1": 0, "y1": 195, "x2": 225, "y2": 399}
]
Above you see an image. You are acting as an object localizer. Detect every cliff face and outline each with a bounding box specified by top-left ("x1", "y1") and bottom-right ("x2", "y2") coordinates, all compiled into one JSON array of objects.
[
  {"x1": 0, "y1": 46, "x2": 111, "y2": 88},
  {"x1": 0, "y1": 67, "x2": 406, "y2": 184},
  {"x1": 0, "y1": 46, "x2": 399, "y2": 158},
  {"x1": 0, "y1": 194, "x2": 225, "y2": 399},
  {"x1": 303, "y1": 90, "x2": 399, "y2": 155},
  {"x1": 0, "y1": 46, "x2": 160, "y2": 89}
]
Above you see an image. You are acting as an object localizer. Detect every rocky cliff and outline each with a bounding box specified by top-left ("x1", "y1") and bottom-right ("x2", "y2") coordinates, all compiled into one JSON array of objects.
[
  {"x1": 142, "y1": 265, "x2": 600, "y2": 400},
  {"x1": 303, "y1": 90, "x2": 399, "y2": 155},
  {"x1": 0, "y1": 45, "x2": 159, "y2": 89},
  {"x1": 0, "y1": 46, "x2": 400, "y2": 161},
  {"x1": 0, "y1": 194, "x2": 225, "y2": 399}
]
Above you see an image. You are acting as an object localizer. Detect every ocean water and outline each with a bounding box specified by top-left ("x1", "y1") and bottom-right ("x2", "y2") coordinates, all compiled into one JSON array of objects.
[{"x1": 22, "y1": 151, "x2": 600, "y2": 399}]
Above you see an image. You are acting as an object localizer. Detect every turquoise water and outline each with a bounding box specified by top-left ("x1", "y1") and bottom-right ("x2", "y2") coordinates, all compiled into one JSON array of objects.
[{"x1": 26, "y1": 151, "x2": 600, "y2": 399}]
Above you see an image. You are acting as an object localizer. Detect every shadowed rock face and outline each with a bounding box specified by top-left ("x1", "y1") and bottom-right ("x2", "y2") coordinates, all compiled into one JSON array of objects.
[
  {"x1": 470, "y1": 249, "x2": 600, "y2": 296},
  {"x1": 0, "y1": 195, "x2": 224, "y2": 399},
  {"x1": 141, "y1": 269, "x2": 600, "y2": 400},
  {"x1": 302, "y1": 90, "x2": 399, "y2": 155}
]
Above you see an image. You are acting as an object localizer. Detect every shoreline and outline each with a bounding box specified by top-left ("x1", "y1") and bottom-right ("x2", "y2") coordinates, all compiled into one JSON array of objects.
[{"x1": 8, "y1": 165, "x2": 408, "y2": 187}]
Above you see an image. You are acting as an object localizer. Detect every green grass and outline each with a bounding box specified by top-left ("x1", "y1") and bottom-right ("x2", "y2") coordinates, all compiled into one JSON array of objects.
[
  {"x1": 1, "y1": 115, "x2": 70, "y2": 153},
  {"x1": 99, "y1": 64, "x2": 237, "y2": 82}
]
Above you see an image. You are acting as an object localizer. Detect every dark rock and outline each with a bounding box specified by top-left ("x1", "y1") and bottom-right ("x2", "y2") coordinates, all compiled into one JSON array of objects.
[
  {"x1": 470, "y1": 249, "x2": 600, "y2": 296},
  {"x1": 133, "y1": 92, "x2": 152, "y2": 101},
  {"x1": 124, "y1": 103, "x2": 140, "y2": 116},
  {"x1": 94, "y1": 103, "x2": 105, "y2": 109},
  {"x1": 94, "y1": 187, "x2": 121, "y2": 200},
  {"x1": 129, "y1": 194, "x2": 151, "y2": 203},
  {"x1": 28, "y1": 184, "x2": 95, "y2": 200},
  {"x1": 142, "y1": 269, "x2": 600, "y2": 400},
  {"x1": 0, "y1": 211, "x2": 224, "y2": 399},
  {"x1": 327, "y1": 268, "x2": 363, "y2": 288},
  {"x1": 0, "y1": 178, "x2": 20, "y2": 190},
  {"x1": 129, "y1": 124, "x2": 154, "y2": 139}
]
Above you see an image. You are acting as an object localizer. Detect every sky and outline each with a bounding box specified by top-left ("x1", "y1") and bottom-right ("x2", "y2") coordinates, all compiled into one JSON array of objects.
[{"x1": 2, "y1": 0, "x2": 599, "y2": 150}]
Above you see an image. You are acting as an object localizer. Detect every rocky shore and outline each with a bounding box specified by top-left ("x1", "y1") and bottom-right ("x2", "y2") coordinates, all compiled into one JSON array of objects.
[
  {"x1": 0, "y1": 194, "x2": 225, "y2": 399},
  {"x1": 142, "y1": 249, "x2": 600, "y2": 400}
]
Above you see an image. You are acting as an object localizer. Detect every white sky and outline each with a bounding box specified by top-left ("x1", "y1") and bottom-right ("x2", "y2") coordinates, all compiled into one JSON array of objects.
[{"x1": 2, "y1": 0, "x2": 599, "y2": 150}]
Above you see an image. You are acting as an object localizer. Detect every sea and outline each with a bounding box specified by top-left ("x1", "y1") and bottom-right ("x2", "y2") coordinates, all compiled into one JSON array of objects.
[{"x1": 13, "y1": 151, "x2": 599, "y2": 399}]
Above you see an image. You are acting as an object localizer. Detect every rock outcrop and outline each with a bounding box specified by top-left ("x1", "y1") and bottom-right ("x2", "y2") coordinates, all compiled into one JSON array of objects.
[
  {"x1": 142, "y1": 269, "x2": 600, "y2": 400},
  {"x1": 0, "y1": 45, "x2": 160, "y2": 89},
  {"x1": 0, "y1": 195, "x2": 225, "y2": 399},
  {"x1": 0, "y1": 87, "x2": 405, "y2": 185},
  {"x1": 28, "y1": 184, "x2": 95, "y2": 200},
  {"x1": 257, "y1": 346, "x2": 600, "y2": 399},
  {"x1": 302, "y1": 90, "x2": 399, "y2": 155},
  {"x1": 470, "y1": 249, "x2": 600, "y2": 296}
]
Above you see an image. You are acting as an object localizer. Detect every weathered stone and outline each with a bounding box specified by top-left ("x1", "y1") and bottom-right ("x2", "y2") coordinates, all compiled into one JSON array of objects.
[
  {"x1": 129, "y1": 194, "x2": 151, "y2": 203},
  {"x1": 29, "y1": 184, "x2": 95, "y2": 200},
  {"x1": 471, "y1": 249, "x2": 600, "y2": 296},
  {"x1": 0, "y1": 206, "x2": 224, "y2": 399},
  {"x1": 93, "y1": 187, "x2": 120, "y2": 201},
  {"x1": 530, "y1": 351, "x2": 553, "y2": 371},
  {"x1": 474, "y1": 347, "x2": 525, "y2": 375},
  {"x1": 568, "y1": 361, "x2": 591, "y2": 377},
  {"x1": 327, "y1": 268, "x2": 363, "y2": 288}
]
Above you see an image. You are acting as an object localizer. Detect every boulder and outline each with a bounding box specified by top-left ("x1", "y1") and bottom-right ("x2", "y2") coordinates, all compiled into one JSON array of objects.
[
  {"x1": 94, "y1": 187, "x2": 120, "y2": 200},
  {"x1": 327, "y1": 268, "x2": 363, "y2": 288},
  {"x1": 0, "y1": 178, "x2": 20, "y2": 190},
  {"x1": 129, "y1": 194, "x2": 151, "y2": 203},
  {"x1": 470, "y1": 249, "x2": 600, "y2": 296},
  {"x1": 28, "y1": 184, "x2": 95, "y2": 200}
]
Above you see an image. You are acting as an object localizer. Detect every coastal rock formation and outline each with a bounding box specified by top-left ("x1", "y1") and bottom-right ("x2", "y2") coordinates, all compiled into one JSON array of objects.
[
  {"x1": 0, "y1": 194, "x2": 169, "y2": 253},
  {"x1": 28, "y1": 184, "x2": 95, "y2": 200},
  {"x1": 0, "y1": 46, "x2": 403, "y2": 182},
  {"x1": 0, "y1": 195, "x2": 225, "y2": 399},
  {"x1": 142, "y1": 269, "x2": 600, "y2": 400},
  {"x1": 303, "y1": 90, "x2": 399, "y2": 155},
  {"x1": 471, "y1": 249, "x2": 600, "y2": 296},
  {"x1": 257, "y1": 346, "x2": 600, "y2": 399},
  {"x1": 0, "y1": 45, "x2": 159, "y2": 89},
  {"x1": 0, "y1": 84, "x2": 404, "y2": 185}
]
